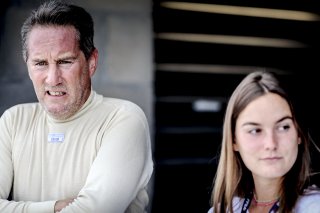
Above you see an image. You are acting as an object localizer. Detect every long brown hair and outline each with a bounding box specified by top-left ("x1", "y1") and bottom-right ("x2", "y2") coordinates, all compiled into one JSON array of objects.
[{"x1": 211, "y1": 70, "x2": 311, "y2": 212}]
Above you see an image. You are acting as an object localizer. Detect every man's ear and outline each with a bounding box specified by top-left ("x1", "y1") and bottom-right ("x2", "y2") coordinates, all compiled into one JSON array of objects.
[
  {"x1": 26, "y1": 63, "x2": 33, "y2": 80},
  {"x1": 88, "y1": 48, "x2": 98, "y2": 77}
]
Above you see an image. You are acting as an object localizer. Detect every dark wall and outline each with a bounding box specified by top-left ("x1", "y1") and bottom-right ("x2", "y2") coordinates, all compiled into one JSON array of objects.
[{"x1": 152, "y1": 1, "x2": 320, "y2": 212}]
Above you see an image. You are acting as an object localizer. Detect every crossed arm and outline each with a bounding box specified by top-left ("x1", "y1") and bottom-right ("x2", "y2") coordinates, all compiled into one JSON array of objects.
[{"x1": 0, "y1": 108, "x2": 153, "y2": 212}]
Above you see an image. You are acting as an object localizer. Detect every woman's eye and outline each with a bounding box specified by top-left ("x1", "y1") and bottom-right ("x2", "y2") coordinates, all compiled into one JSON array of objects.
[
  {"x1": 249, "y1": 128, "x2": 261, "y2": 135},
  {"x1": 279, "y1": 124, "x2": 290, "y2": 131}
]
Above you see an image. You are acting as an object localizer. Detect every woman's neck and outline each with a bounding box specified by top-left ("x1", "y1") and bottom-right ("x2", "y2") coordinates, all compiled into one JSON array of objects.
[
  {"x1": 252, "y1": 193, "x2": 279, "y2": 206},
  {"x1": 252, "y1": 176, "x2": 281, "y2": 202}
]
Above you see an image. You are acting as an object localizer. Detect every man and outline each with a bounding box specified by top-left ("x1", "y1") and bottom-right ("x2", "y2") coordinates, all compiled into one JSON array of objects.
[{"x1": 0, "y1": 1, "x2": 153, "y2": 212}]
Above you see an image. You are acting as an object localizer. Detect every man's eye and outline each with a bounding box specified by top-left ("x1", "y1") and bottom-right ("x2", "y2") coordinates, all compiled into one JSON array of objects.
[
  {"x1": 35, "y1": 61, "x2": 47, "y2": 66},
  {"x1": 58, "y1": 60, "x2": 72, "y2": 64}
]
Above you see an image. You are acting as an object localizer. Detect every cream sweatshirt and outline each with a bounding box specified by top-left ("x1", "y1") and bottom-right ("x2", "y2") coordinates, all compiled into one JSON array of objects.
[{"x1": 0, "y1": 90, "x2": 153, "y2": 213}]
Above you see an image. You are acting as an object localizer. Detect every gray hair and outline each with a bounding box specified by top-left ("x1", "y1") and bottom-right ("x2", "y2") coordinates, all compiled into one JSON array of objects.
[{"x1": 21, "y1": 0, "x2": 95, "y2": 62}]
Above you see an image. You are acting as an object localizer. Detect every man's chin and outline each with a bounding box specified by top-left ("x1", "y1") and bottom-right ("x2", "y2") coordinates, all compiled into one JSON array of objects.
[{"x1": 45, "y1": 107, "x2": 69, "y2": 120}]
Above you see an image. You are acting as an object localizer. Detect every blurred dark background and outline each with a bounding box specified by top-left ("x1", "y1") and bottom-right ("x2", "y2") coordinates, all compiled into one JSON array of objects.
[
  {"x1": 1, "y1": 0, "x2": 320, "y2": 212},
  {"x1": 152, "y1": 1, "x2": 320, "y2": 212}
]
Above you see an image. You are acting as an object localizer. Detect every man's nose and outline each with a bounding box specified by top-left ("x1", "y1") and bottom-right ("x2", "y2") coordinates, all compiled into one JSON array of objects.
[{"x1": 46, "y1": 65, "x2": 62, "y2": 86}]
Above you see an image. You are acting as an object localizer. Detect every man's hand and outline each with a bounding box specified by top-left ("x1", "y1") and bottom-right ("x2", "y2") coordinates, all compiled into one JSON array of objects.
[{"x1": 54, "y1": 198, "x2": 75, "y2": 212}]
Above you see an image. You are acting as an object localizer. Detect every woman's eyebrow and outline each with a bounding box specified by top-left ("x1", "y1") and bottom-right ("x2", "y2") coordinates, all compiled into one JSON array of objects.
[{"x1": 277, "y1": 116, "x2": 293, "y2": 123}]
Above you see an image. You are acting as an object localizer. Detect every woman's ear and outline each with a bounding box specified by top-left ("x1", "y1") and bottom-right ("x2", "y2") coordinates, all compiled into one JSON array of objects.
[
  {"x1": 298, "y1": 137, "x2": 301, "y2": 145},
  {"x1": 233, "y1": 138, "x2": 239, "y2": 151}
]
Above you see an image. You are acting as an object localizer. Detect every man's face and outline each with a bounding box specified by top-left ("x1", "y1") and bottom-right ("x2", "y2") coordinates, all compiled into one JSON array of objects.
[{"x1": 26, "y1": 25, "x2": 97, "y2": 120}]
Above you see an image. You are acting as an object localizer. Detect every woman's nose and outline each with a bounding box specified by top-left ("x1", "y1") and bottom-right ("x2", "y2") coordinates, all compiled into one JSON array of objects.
[{"x1": 264, "y1": 131, "x2": 278, "y2": 150}]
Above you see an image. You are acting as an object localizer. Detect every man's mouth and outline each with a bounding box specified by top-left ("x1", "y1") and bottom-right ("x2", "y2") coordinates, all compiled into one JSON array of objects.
[{"x1": 47, "y1": 91, "x2": 66, "y2": 96}]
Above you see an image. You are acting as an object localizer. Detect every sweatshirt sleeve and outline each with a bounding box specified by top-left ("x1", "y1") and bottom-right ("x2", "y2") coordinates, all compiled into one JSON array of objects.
[
  {"x1": 0, "y1": 110, "x2": 57, "y2": 213},
  {"x1": 0, "y1": 200, "x2": 56, "y2": 213},
  {"x1": 295, "y1": 190, "x2": 320, "y2": 212},
  {"x1": 59, "y1": 103, "x2": 154, "y2": 213}
]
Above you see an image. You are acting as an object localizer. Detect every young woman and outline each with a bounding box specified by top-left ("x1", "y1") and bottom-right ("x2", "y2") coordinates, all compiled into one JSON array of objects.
[{"x1": 208, "y1": 70, "x2": 320, "y2": 212}]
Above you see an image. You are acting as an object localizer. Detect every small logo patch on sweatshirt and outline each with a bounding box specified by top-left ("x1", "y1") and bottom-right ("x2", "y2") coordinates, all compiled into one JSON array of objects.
[{"x1": 48, "y1": 133, "x2": 64, "y2": 143}]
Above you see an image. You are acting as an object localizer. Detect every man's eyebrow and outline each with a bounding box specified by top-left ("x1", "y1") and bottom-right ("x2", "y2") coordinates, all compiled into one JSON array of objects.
[
  {"x1": 30, "y1": 58, "x2": 46, "y2": 63},
  {"x1": 56, "y1": 55, "x2": 78, "y2": 61},
  {"x1": 29, "y1": 54, "x2": 79, "y2": 63}
]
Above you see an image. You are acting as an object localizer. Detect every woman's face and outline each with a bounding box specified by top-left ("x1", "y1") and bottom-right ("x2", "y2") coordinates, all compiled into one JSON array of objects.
[{"x1": 233, "y1": 93, "x2": 300, "y2": 181}]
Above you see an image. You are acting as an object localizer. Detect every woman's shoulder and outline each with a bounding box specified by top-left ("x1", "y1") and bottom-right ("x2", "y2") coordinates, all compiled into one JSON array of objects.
[{"x1": 295, "y1": 185, "x2": 320, "y2": 212}]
